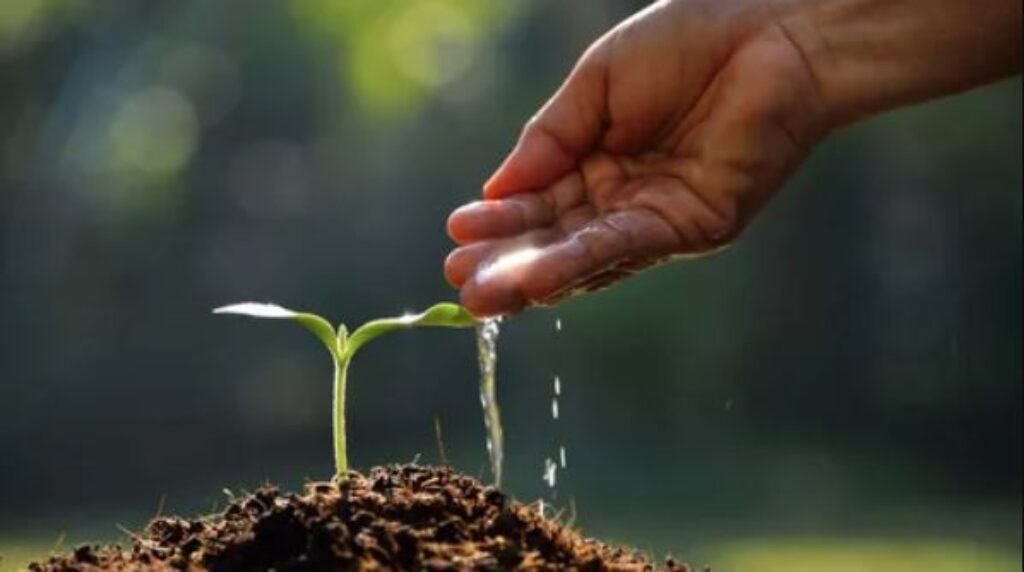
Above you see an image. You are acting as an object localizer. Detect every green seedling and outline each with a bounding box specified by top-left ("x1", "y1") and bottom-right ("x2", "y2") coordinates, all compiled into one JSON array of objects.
[{"x1": 213, "y1": 301, "x2": 477, "y2": 482}]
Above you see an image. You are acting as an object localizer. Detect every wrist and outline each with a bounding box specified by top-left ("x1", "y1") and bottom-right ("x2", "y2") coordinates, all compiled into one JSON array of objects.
[{"x1": 777, "y1": 0, "x2": 1021, "y2": 128}]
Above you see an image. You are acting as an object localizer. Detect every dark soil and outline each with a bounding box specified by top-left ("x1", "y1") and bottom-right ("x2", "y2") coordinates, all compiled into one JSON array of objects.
[{"x1": 30, "y1": 464, "x2": 697, "y2": 571}]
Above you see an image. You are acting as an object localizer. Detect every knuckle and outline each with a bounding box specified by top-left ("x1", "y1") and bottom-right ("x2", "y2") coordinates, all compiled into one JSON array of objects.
[
  {"x1": 521, "y1": 116, "x2": 544, "y2": 140},
  {"x1": 706, "y1": 198, "x2": 740, "y2": 245}
]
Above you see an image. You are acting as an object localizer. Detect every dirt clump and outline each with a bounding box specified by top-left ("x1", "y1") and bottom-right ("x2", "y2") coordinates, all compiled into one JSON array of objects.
[{"x1": 30, "y1": 464, "x2": 697, "y2": 571}]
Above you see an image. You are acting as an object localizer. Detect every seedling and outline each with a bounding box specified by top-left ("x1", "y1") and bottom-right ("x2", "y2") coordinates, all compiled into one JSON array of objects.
[{"x1": 213, "y1": 302, "x2": 477, "y2": 482}]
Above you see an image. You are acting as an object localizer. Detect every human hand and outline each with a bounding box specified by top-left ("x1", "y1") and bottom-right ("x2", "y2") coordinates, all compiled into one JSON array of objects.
[
  {"x1": 445, "y1": 0, "x2": 826, "y2": 316},
  {"x1": 445, "y1": 0, "x2": 1020, "y2": 317}
]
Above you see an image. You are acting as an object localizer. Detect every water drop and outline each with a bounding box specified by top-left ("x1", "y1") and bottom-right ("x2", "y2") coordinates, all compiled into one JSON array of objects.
[
  {"x1": 553, "y1": 375, "x2": 561, "y2": 396},
  {"x1": 551, "y1": 397, "x2": 559, "y2": 420},
  {"x1": 554, "y1": 318, "x2": 562, "y2": 332},
  {"x1": 559, "y1": 446, "x2": 567, "y2": 468},
  {"x1": 543, "y1": 457, "x2": 558, "y2": 488}
]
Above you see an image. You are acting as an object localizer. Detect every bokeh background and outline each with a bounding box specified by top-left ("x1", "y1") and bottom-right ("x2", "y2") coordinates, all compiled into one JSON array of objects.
[{"x1": 1, "y1": 1, "x2": 1020, "y2": 570}]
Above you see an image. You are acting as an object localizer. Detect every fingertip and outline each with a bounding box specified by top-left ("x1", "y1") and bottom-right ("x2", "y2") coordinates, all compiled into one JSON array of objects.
[
  {"x1": 443, "y1": 249, "x2": 465, "y2": 288},
  {"x1": 445, "y1": 240, "x2": 502, "y2": 288},
  {"x1": 460, "y1": 275, "x2": 526, "y2": 318},
  {"x1": 446, "y1": 204, "x2": 474, "y2": 244},
  {"x1": 482, "y1": 163, "x2": 516, "y2": 200},
  {"x1": 444, "y1": 245, "x2": 476, "y2": 288},
  {"x1": 449, "y1": 201, "x2": 508, "y2": 244},
  {"x1": 484, "y1": 126, "x2": 578, "y2": 199}
]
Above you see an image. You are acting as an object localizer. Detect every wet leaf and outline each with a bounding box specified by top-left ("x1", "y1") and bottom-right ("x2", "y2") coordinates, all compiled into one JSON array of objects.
[
  {"x1": 213, "y1": 302, "x2": 338, "y2": 356},
  {"x1": 345, "y1": 302, "x2": 477, "y2": 355}
]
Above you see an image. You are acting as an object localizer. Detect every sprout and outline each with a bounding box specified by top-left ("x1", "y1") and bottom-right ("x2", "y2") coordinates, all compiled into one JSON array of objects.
[{"x1": 213, "y1": 302, "x2": 477, "y2": 482}]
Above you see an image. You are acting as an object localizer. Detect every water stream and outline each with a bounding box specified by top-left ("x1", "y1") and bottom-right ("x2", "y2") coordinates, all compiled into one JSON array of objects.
[{"x1": 475, "y1": 318, "x2": 504, "y2": 487}]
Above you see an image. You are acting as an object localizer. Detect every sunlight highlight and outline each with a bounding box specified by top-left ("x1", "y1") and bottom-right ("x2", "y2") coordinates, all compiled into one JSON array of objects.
[{"x1": 477, "y1": 246, "x2": 542, "y2": 282}]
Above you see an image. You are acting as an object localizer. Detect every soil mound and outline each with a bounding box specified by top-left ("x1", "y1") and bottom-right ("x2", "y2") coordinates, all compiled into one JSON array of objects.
[{"x1": 30, "y1": 464, "x2": 695, "y2": 571}]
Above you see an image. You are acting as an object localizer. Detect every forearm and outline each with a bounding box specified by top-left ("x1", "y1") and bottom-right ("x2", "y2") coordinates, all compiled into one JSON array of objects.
[{"x1": 779, "y1": 0, "x2": 1021, "y2": 127}]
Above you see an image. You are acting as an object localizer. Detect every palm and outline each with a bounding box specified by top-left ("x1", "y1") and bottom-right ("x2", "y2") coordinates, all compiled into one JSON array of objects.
[{"x1": 447, "y1": 7, "x2": 823, "y2": 316}]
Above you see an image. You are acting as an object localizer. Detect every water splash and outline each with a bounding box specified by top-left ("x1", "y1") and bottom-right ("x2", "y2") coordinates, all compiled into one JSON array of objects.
[{"x1": 476, "y1": 317, "x2": 504, "y2": 487}]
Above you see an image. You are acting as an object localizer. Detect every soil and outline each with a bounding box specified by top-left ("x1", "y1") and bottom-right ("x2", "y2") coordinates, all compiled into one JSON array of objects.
[{"x1": 30, "y1": 464, "x2": 698, "y2": 571}]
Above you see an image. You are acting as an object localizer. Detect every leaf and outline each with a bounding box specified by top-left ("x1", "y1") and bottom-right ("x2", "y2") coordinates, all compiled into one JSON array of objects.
[
  {"x1": 213, "y1": 302, "x2": 338, "y2": 356},
  {"x1": 345, "y1": 302, "x2": 477, "y2": 356}
]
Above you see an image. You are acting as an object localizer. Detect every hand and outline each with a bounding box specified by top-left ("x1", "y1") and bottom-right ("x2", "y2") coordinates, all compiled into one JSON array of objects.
[
  {"x1": 445, "y1": 0, "x2": 827, "y2": 316},
  {"x1": 445, "y1": 0, "x2": 1020, "y2": 317}
]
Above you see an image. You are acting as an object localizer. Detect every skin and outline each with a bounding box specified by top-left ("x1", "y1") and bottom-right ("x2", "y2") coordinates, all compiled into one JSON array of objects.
[{"x1": 445, "y1": 0, "x2": 1021, "y2": 317}]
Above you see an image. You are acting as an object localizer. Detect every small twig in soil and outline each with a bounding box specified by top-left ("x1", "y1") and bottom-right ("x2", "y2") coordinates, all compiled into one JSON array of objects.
[
  {"x1": 567, "y1": 496, "x2": 579, "y2": 529},
  {"x1": 153, "y1": 494, "x2": 167, "y2": 519},
  {"x1": 115, "y1": 523, "x2": 144, "y2": 543},
  {"x1": 50, "y1": 532, "x2": 66, "y2": 555},
  {"x1": 434, "y1": 415, "x2": 449, "y2": 467}
]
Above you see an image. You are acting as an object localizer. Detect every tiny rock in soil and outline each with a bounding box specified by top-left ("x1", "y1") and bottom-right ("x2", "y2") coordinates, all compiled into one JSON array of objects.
[{"x1": 30, "y1": 464, "x2": 699, "y2": 571}]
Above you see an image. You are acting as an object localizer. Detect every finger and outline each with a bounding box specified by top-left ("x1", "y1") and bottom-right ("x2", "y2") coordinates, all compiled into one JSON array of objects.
[
  {"x1": 456, "y1": 227, "x2": 566, "y2": 316},
  {"x1": 463, "y1": 208, "x2": 681, "y2": 315},
  {"x1": 598, "y1": 207, "x2": 682, "y2": 259},
  {"x1": 447, "y1": 172, "x2": 587, "y2": 244},
  {"x1": 555, "y1": 203, "x2": 598, "y2": 235},
  {"x1": 462, "y1": 232, "x2": 614, "y2": 316},
  {"x1": 458, "y1": 228, "x2": 568, "y2": 316},
  {"x1": 483, "y1": 43, "x2": 609, "y2": 199},
  {"x1": 535, "y1": 209, "x2": 682, "y2": 299},
  {"x1": 460, "y1": 275, "x2": 528, "y2": 318},
  {"x1": 446, "y1": 198, "x2": 551, "y2": 245},
  {"x1": 444, "y1": 241, "x2": 500, "y2": 288},
  {"x1": 461, "y1": 240, "x2": 575, "y2": 317}
]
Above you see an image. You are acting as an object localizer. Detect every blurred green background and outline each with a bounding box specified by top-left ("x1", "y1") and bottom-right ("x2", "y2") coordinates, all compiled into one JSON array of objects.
[{"x1": 0, "y1": 1, "x2": 1020, "y2": 570}]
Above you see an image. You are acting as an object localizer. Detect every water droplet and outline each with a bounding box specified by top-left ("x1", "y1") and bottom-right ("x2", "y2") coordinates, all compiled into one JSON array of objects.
[
  {"x1": 543, "y1": 457, "x2": 558, "y2": 488},
  {"x1": 551, "y1": 397, "x2": 560, "y2": 420},
  {"x1": 554, "y1": 318, "x2": 562, "y2": 332},
  {"x1": 559, "y1": 446, "x2": 567, "y2": 468}
]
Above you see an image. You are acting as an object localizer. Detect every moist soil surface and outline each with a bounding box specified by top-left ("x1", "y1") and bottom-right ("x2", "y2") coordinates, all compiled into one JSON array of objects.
[{"x1": 30, "y1": 464, "x2": 697, "y2": 571}]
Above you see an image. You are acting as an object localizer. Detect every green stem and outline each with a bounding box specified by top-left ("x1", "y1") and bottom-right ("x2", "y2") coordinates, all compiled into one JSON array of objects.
[{"x1": 333, "y1": 353, "x2": 351, "y2": 481}]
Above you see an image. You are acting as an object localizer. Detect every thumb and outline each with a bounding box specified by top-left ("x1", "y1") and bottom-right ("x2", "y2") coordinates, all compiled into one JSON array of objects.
[{"x1": 483, "y1": 44, "x2": 608, "y2": 199}]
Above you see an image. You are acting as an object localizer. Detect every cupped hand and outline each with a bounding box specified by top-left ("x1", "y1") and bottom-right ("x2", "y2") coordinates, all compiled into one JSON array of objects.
[{"x1": 446, "y1": 0, "x2": 829, "y2": 316}]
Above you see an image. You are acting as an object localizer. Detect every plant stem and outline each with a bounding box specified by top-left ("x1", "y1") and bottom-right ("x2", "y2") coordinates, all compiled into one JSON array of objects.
[{"x1": 333, "y1": 354, "x2": 350, "y2": 481}]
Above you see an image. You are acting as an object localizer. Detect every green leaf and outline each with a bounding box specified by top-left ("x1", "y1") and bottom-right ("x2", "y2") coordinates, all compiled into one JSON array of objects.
[
  {"x1": 213, "y1": 302, "x2": 338, "y2": 356},
  {"x1": 345, "y1": 302, "x2": 477, "y2": 356}
]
